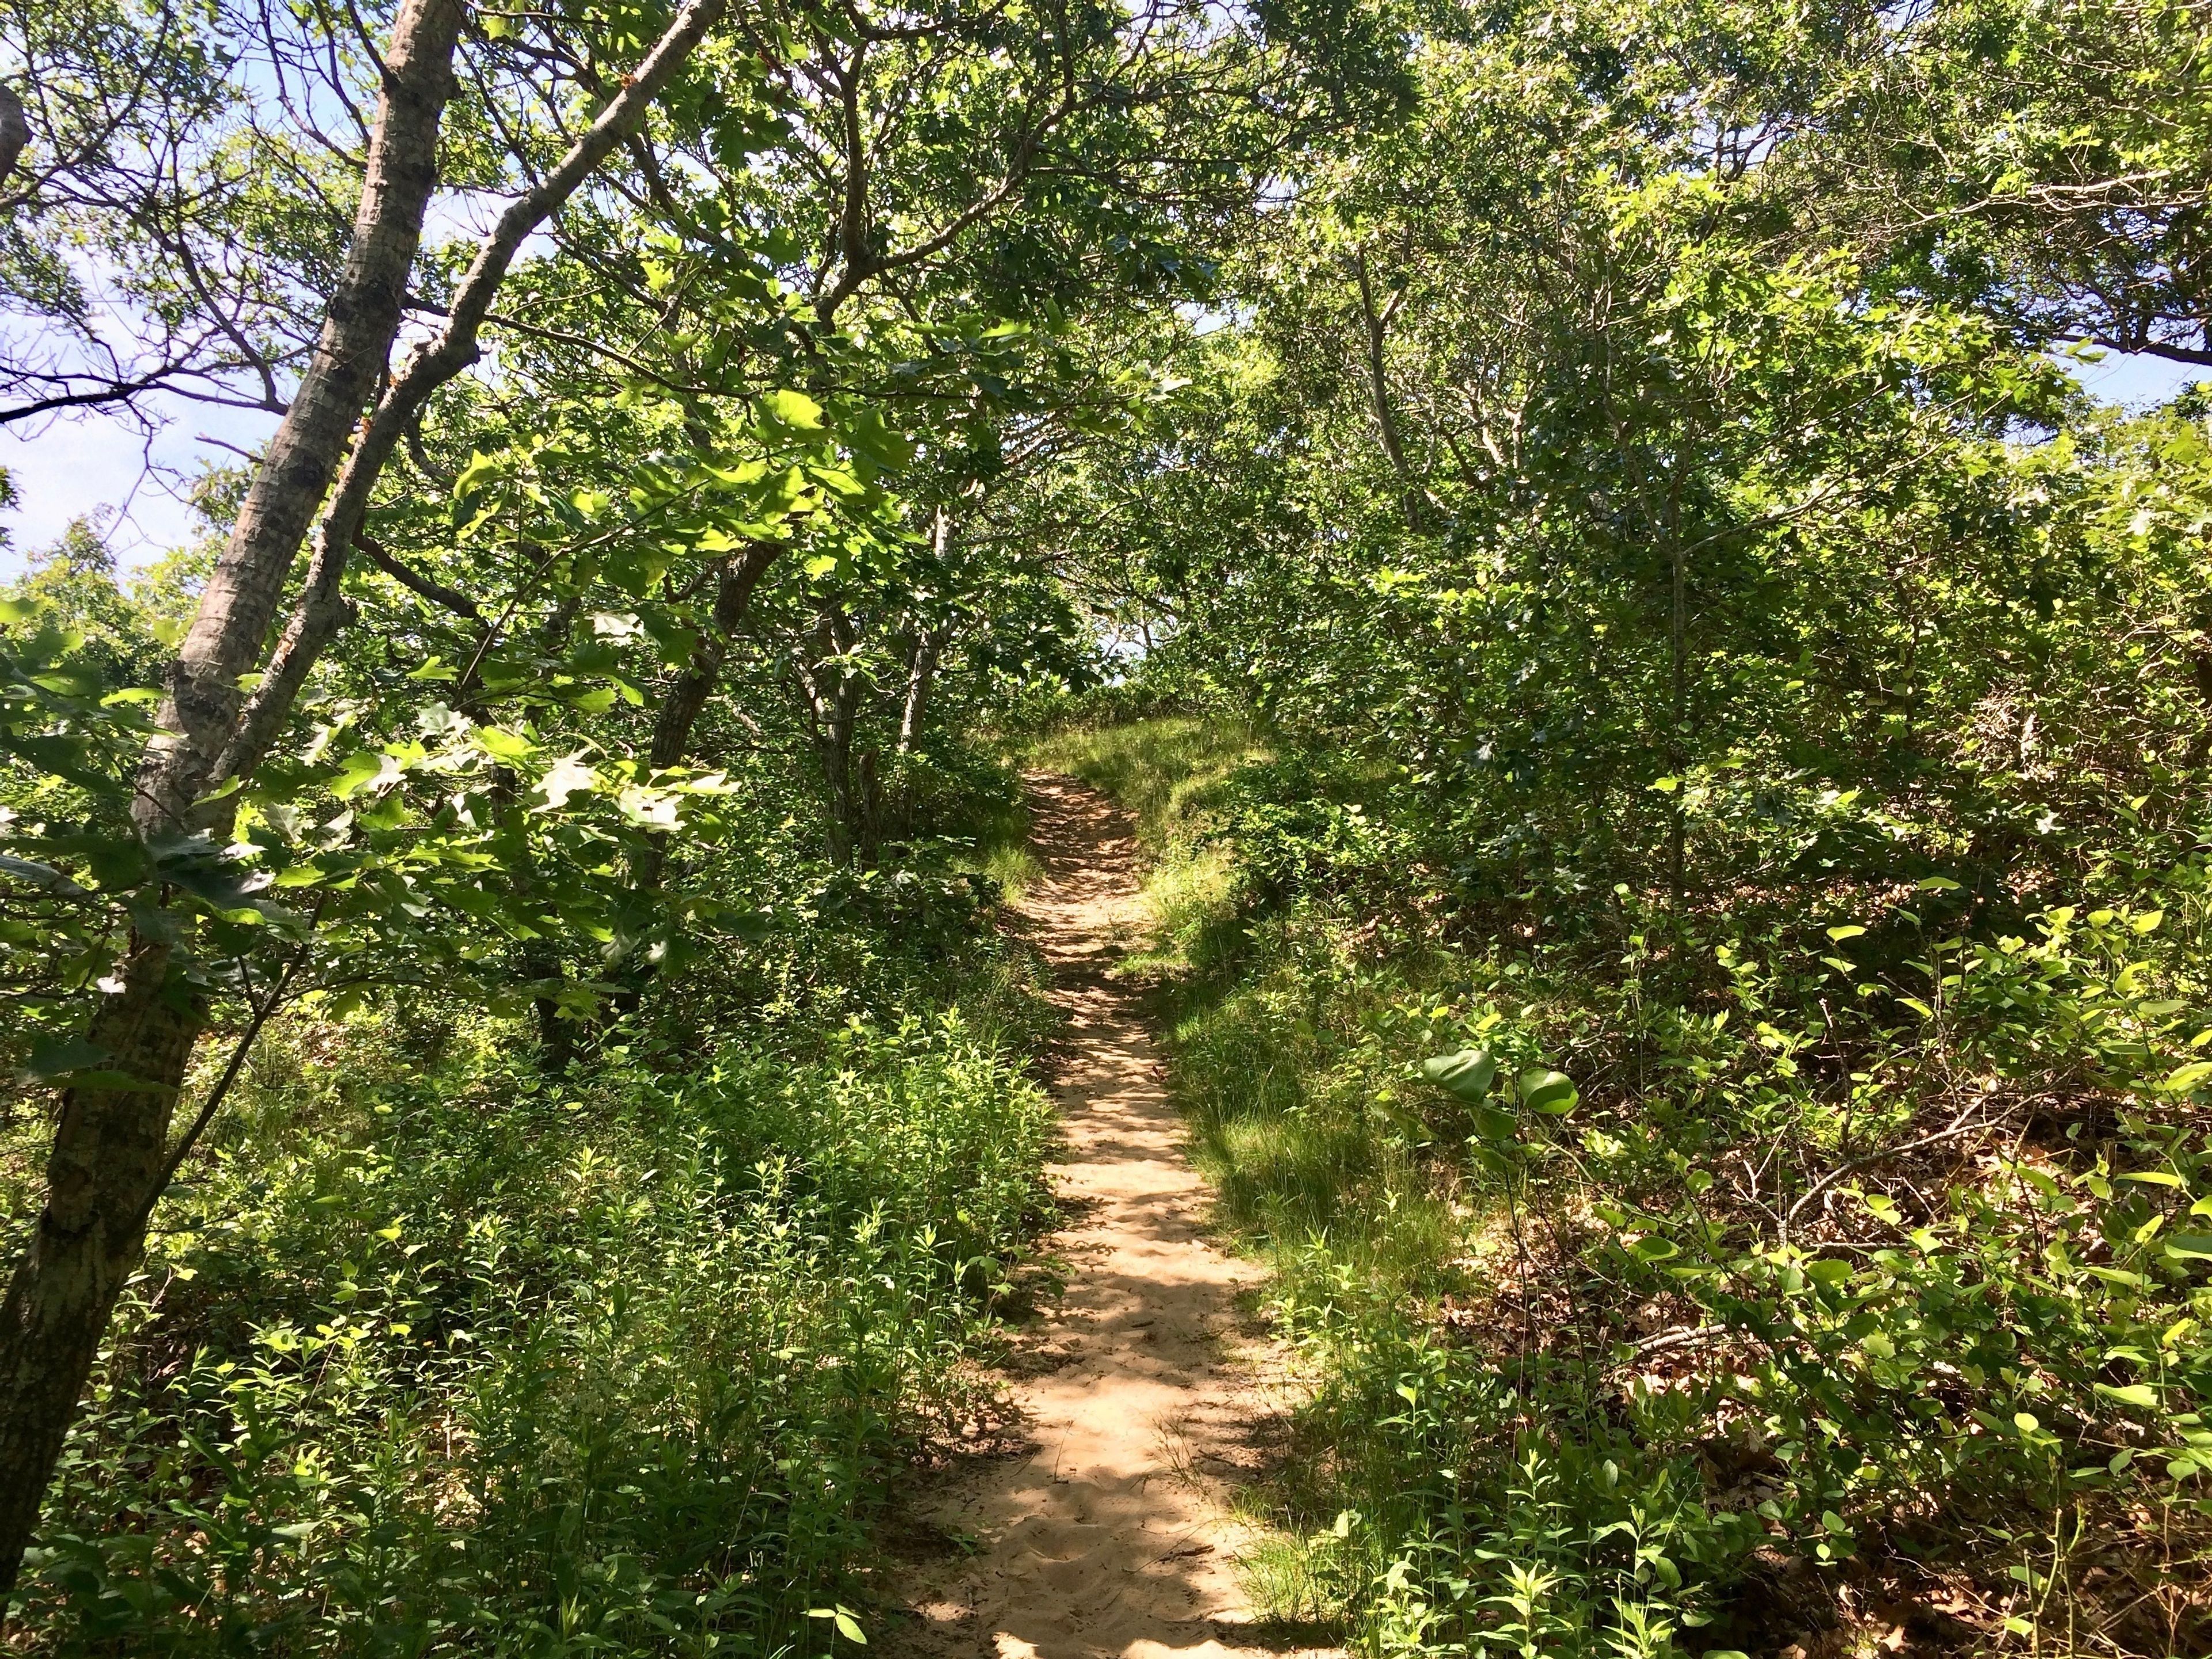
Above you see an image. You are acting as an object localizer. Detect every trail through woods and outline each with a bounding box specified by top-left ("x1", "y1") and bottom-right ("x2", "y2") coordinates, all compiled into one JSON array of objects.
[{"x1": 888, "y1": 778, "x2": 1334, "y2": 1659}]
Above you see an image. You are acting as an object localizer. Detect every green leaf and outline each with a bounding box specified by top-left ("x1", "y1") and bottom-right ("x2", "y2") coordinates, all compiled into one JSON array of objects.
[
  {"x1": 764, "y1": 389, "x2": 825, "y2": 429},
  {"x1": 807, "y1": 1607, "x2": 866, "y2": 1645},
  {"x1": 452, "y1": 449, "x2": 502, "y2": 500},
  {"x1": 1517, "y1": 1068, "x2": 1577, "y2": 1114},
  {"x1": 537, "y1": 753, "x2": 598, "y2": 810},
  {"x1": 0, "y1": 854, "x2": 88, "y2": 897},
  {"x1": 19, "y1": 1037, "x2": 116, "y2": 1082},
  {"x1": 474, "y1": 726, "x2": 537, "y2": 763},
  {"x1": 331, "y1": 750, "x2": 400, "y2": 800},
  {"x1": 1468, "y1": 1104, "x2": 1517, "y2": 1142},
  {"x1": 1420, "y1": 1048, "x2": 1497, "y2": 1103},
  {"x1": 1825, "y1": 925, "x2": 1866, "y2": 942},
  {"x1": 2095, "y1": 1381, "x2": 2160, "y2": 1408},
  {"x1": 808, "y1": 464, "x2": 866, "y2": 499}
]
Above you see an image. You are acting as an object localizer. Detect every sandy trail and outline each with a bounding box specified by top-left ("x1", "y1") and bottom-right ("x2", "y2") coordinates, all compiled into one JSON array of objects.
[{"x1": 888, "y1": 777, "x2": 1325, "y2": 1659}]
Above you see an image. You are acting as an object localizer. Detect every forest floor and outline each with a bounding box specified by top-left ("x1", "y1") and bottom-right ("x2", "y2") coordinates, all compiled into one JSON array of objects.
[{"x1": 883, "y1": 777, "x2": 1335, "y2": 1659}]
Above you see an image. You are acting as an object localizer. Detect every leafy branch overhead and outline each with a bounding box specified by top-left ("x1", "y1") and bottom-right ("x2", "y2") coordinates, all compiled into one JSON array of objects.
[{"x1": 6, "y1": 0, "x2": 2212, "y2": 1649}]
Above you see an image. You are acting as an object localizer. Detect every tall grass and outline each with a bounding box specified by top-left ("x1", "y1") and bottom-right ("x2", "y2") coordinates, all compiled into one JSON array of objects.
[
  {"x1": 1025, "y1": 716, "x2": 1266, "y2": 852},
  {"x1": 7, "y1": 1007, "x2": 1054, "y2": 1656}
]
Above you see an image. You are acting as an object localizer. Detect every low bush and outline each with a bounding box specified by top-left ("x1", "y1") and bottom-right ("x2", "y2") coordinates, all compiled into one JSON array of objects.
[
  {"x1": 1079, "y1": 715, "x2": 2212, "y2": 1659},
  {"x1": 5, "y1": 1006, "x2": 1055, "y2": 1657}
]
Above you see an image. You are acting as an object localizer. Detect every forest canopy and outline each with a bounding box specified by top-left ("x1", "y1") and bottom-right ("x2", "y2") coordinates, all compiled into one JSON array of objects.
[{"x1": 5, "y1": 0, "x2": 2212, "y2": 1652}]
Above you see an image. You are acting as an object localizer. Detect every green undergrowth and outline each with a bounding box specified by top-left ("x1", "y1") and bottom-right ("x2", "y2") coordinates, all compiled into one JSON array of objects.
[
  {"x1": 1070, "y1": 717, "x2": 2212, "y2": 1659},
  {"x1": 1025, "y1": 715, "x2": 1267, "y2": 853},
  {"x1": 3, "y1": 961, "x2": 1056, "y2": 1655},
  {"x1": 926, "y1": 753, "x2": 1044, "y2": 903}
]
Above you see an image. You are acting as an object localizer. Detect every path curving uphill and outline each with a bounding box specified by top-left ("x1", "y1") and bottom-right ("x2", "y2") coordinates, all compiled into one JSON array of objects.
[{"x1": 888, "y1": 777, "x2": 1332, "y2": 1659}]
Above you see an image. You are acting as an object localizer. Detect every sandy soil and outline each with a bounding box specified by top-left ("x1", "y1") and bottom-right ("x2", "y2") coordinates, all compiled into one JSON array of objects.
[{"x1": 885, "y1": 776, "x2": 1333, "y2": 1659}]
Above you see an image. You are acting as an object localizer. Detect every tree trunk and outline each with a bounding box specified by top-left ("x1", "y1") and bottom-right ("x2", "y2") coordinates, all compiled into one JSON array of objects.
[
  {"x1": 0, "y1": 0, "x2": 467, "y2": 1591},
  {"x1": 896, "y1": 628, "x2": 940, "y2": 760},
  {"x1": 136, "y1": 0, "x2": 465, "y2": 840},
  {"x1": 0, "y1": 85, "x2": 26, "y2": 192},
  {"x1": 0, "y1": 939, "x2": 201, "y2": 1596},
  {"x1": 796, "y1": 609, "x2": 868, "y2": 867},
  {"x1": 0, "y1": 0, "x2": 735, "y2": 1584},
  {"x1": 632, "y1": 542, "x2": 779, "y2": 893},
  {"x1": 1667, "y1": 537, "x2": 1686, "y2": 917},
  {"x1": 888, "y1": 625, "x2": 940, "y2": 836},
  {"x1": 1354, "y1": 250, "x2": 1423, "y2": 534},
  {"x1": 214, "y1": 0, "x2": 732, "y2": 794}
]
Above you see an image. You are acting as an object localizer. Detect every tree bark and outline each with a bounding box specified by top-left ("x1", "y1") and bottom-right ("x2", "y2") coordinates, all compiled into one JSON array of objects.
[
  {"x1": 632, "y1": 541, "x2": 779, "y2": 893},
  {"x1": 1354, "y1": 250, "x2": 1423, "y2": 534},
  {"x1": 0, "y1": 0, "x2": 468, "y2": 1594},
  {"x1": 650, "y1": 546, "x2": 781, "y2": 772},
  {"x1": 0, "y1": 0, "x2": 738, "y2": 1587},
  {"x1": 796, "y1": 609, "x2": 869, "y2": 866},
  {"x1": 0, "y1": 85, "x2": 26, "y2": 193},
  {"x1": 896, "y1": 628, "x2": 940, "y2": 760},
  {"x1": 886, "y1": 624, "x2": 940, "y2": 836},
  {"x1": 138, "y1": 0, "x2": 467, "y2": 838},
  {"x1": 0, "y1": 940, "x2": 200, "y2": 1597},
  {"x1": 215, "y1": 0, "x2": 732, "y2": 794}
]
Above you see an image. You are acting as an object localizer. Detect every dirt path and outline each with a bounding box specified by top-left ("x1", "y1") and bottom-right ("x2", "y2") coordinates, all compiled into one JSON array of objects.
[{"x1": 888, "y1": 777, "x2": 1325, "y2": 1659}]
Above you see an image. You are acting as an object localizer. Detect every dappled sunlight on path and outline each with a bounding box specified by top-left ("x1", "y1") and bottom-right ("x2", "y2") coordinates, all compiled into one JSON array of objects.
[{"x1": 885, "y1": 778, "x2": 1336, "y2": 1659}]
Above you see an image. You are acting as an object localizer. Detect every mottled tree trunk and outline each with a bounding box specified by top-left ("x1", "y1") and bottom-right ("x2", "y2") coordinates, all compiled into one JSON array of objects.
[
  {"x1": 0, "y1": 0, "x2": 737, "y2": 1581},
  {"x1": 0, "y1": 0, "x2": 467, "y2": 1592},
  {"x1": 0, "y1": 941, "x2": 200, "y2": 1594}
]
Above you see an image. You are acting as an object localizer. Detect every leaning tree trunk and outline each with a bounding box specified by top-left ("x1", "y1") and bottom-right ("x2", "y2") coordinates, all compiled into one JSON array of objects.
[
  {"x1": 632, "y1": 542, "x2": 780, "y2": 893},
  {"x1": 0, "y1": 0, "x2": 730, "y2": 1589},
  {"x1": 0, "y1": 0, "x2": 468, "y2": 1591}
]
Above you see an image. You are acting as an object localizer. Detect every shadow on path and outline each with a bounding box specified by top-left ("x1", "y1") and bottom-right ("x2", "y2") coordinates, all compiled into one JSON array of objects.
[{"x1": 884, "y1": 777, "x2": 1337, "y2": 1659}]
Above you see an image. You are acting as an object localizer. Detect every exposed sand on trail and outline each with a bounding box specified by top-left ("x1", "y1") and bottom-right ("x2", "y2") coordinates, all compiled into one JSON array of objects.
[{"x1": 885, "y1": 777, "x2": 1334, "y2": 1659}]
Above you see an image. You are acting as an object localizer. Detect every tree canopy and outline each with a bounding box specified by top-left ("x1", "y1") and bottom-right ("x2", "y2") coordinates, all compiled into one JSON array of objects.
[{"x1": 6, "y1": 0, "x2": 2212, "y2": 1649}]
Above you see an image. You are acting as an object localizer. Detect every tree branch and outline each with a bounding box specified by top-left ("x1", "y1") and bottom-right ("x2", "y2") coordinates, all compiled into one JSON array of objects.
[{"x1": 211, "y1": 0, "x2": 732, "y2": 792}]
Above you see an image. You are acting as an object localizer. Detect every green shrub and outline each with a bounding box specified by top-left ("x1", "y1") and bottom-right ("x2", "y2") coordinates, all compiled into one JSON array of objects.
[
  {"x1": 1075, "y1": 717, "x2": 2212, "y2": 1658},
  {"x1": 8, "y1": 1010, "x2": 1054, "y2": 1657}
]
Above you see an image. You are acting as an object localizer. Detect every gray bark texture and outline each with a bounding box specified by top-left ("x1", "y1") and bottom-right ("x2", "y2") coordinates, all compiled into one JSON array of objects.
[
  {"x1": 0, "y1": 0, "x2": 734, "y2": 1591},
  {"x1": 218, "y1": 0, "x2": 731, "y2": 791},
  {"x1": 0, "y1": 0, "x2": 468, "y2": 1592},
  {"x1": 0, "y1": 84, "x2": 27, "y2": 193}
]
